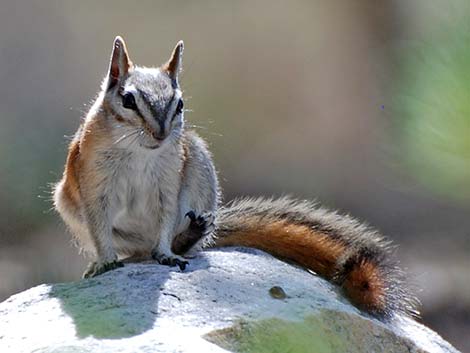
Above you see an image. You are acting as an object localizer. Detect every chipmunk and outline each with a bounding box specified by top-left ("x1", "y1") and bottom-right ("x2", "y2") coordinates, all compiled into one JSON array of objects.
[{"x1": 54, "y1": 36, "x2": 418, "y2": 320}]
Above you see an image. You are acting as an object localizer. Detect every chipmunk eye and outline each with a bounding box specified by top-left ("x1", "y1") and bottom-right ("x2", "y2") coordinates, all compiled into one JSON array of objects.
[
  {"x1": 175, "y1": 99, "x2": 184, "y2": 115},
  {"x1": 122, "y1": 92, "x2": 137, "y2": 110}
]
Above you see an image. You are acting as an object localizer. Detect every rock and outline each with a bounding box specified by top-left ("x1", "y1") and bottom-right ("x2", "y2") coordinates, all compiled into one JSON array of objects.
[{"x1": 0, "y1": 248, "x2": 460, "y2": 353}]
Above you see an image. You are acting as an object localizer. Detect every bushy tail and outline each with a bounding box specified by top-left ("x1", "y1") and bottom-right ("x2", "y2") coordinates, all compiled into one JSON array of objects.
[{"x1": 210, "y1": 197, "x2": 419, "y2": 319}]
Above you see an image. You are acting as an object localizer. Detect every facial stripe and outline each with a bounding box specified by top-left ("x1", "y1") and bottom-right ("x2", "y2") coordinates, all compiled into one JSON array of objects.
[
  {"x1": 137, "y1": 88, "x2": 179, "y2": 125},
  {"x1": 131, "y1": 98, "x2": 146, "y2": 124},
  {"x1": 168, "y1": 90, "x2": 182, "y2": 118},
  {"x1": 137, "y1": 89, "x2": 160, "y2": 119}
]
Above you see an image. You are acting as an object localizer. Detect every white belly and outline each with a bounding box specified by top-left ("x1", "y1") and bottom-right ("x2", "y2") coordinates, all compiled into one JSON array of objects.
[{"x1": 108, "y1": 148, "x2": 182, "y2": 257}]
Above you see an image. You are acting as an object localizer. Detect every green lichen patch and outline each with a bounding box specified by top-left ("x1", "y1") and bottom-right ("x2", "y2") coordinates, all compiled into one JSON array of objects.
[
  {"x1": 204, "y1": 309, "x2": 422, "y2": 353},
  {"x1": 204, "y1": 311, "x2": 347, "y2": 353}
]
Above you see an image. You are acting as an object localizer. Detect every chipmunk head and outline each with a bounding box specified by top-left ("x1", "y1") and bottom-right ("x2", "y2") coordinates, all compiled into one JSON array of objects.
[{"x1": 103, "y1": 36, "x2": 185, "y2": 149}]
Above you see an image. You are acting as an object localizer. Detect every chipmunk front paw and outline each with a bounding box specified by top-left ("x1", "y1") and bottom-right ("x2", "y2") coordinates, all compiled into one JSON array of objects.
[
  {"x1": 82, "y1": 260, "x2": 124, "y2": 278},
  {"x1": 171, "y1": 211, "x2": 216, "y2": 255},
  {"x1": 186, "y1": 210, "x2": 215, "y2": 237}
]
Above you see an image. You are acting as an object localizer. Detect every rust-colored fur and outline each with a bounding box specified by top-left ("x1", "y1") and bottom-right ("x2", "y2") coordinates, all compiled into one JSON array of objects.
[
  {"x1": 215, "y1": 221, "x2": 345, "y2": 278},
  {"x1": 61, "y1": 138, "x2": 81, "y2": 209},
  {"x1": 342, "y1": 259, "x2": 386, "y2": 313}
]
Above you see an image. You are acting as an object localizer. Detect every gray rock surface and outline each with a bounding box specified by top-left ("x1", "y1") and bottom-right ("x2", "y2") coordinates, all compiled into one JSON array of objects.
[{"x1": 0, "y1": 248, "x2": 460, "y2": 353}]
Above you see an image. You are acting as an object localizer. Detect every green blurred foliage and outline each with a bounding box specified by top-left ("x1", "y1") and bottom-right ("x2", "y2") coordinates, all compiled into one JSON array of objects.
[{"x1": 394, "y1": 4, "x2": 470, "y2": 201}]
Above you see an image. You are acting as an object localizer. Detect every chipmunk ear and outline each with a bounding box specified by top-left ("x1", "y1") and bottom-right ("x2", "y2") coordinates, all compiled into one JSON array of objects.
[
  {"x1": 107, "y1": 36, "x2": 133, "y2": 89},
  {"x1": 162, "y1": 40, "x2": 184, "y2": 82}
]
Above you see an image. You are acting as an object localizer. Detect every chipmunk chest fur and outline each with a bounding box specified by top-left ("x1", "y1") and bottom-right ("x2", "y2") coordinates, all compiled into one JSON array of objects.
[{"x1": 100, "y1": 142, "x2": 184, "y2": 254}]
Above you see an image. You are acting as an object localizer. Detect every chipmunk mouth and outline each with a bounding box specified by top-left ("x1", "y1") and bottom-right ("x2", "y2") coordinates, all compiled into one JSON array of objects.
[
  {"x1": 140, "y1": 137, "x2": 162, "y2": 149},
  {"x1": 139, "y1": 128, "x2": 167, "y2": 149},
  {"x1": 144, "y1": 142, "x2": 161, "y2": 150}
]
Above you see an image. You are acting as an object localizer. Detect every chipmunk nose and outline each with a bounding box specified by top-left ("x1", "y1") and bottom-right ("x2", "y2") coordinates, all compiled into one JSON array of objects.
[{"x1": 152, "y1": 130, "x2": 166, "y2": 141}]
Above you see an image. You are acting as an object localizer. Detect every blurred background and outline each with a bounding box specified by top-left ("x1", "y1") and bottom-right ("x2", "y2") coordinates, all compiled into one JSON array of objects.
[{"x1": 0, "y1": 0, "x2": 469, "y2": 350}]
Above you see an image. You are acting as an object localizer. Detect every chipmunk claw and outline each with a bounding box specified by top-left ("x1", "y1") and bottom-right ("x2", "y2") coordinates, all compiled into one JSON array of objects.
[
  {"x1": 82, "y1": 260, "x2": 124, "y2": 278},
  {"x1": 152, "y1": 252, "x2": 189, "y2": 271},
  {"x1": 185, "y1": 210, "x2": 197, "y2": 222}
]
